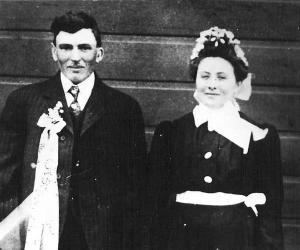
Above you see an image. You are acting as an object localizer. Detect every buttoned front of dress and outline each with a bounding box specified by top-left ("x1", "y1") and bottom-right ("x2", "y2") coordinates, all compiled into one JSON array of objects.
[{"x1": 170, "y1": 119, "x2": 247, "y2": 196}]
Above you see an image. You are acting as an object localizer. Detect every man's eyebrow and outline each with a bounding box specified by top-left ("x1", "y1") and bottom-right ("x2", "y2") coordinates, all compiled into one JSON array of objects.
[{"x1": 78, "y1": 44, "x2": 93, "y2": 48}]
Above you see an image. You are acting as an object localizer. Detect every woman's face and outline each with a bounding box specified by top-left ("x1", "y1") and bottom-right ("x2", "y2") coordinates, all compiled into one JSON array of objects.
[{"x1": 195, "y1": 57, "x2": 239, "y2": 109}]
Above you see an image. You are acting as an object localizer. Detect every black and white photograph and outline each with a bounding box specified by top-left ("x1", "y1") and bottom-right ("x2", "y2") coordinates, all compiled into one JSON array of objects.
[{"x1": 0, "y1": 1, "x2": 299, "y2": 249}]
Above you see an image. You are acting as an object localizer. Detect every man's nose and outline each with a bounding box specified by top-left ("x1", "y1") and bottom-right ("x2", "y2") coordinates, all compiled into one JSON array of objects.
[{"x1": 70, "y1": 48, "x2": 81, "y2": 62}]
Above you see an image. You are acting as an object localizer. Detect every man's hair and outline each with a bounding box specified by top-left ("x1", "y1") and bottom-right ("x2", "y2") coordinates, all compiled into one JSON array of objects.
[{"x1": 50, "y1": 11, "x2": 102, "y2": 47}]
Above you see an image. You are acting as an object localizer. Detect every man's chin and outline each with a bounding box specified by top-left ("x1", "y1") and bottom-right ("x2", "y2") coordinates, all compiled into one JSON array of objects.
[{"x1": 65, "y1": 73, "x2": 89, "y2": 84}]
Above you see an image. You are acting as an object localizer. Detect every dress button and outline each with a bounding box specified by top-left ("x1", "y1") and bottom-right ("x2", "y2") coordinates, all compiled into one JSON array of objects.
[
  {"x1": 57, "y1": 173, "x2": 61, "y2": 179},
  {"x1": 204, "y1": 176, "x2": 212, "y2": 183},
  {"x1": 75, "y1": 160, "x2": 80, "y2": 167},
  {"x1": 60, "y1": 135, "x2": 66, "y2": 141},
  {"x1": 204, "y1": 152, "x2": 212, "y2": 159}
]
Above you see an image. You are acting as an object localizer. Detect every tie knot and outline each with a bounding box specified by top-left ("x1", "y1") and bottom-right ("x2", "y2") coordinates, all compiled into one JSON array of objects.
[{"x1": 68, "y1": 85, "x2": 80, "y2": 99}]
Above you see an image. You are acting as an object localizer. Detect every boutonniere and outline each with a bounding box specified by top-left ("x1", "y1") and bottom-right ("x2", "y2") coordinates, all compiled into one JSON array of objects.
[{"x1": 37, "y1": 101, "x2": 66, "y2": 133}]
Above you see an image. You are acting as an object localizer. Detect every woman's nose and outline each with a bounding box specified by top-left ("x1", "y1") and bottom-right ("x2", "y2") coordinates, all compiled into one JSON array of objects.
[
  {"x1": 208, "y1": 86, "x2": 217, "y2": 90},
  {"x1": 207, "y1": 78, "x2": 217, "y2": 90}
]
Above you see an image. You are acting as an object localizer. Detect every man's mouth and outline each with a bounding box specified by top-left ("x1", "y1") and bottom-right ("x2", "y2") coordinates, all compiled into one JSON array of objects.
[{"x1": 68, "y1": 66, "x2": 84, "y2": 69}]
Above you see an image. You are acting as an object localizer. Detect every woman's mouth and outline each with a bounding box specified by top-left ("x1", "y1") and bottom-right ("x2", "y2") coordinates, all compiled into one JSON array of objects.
[{"x1": 205, "y1": 92, "x2": 220, "y2": 96}]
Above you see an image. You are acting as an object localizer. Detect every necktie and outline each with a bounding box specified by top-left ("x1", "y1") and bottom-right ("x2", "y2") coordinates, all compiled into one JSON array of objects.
[{"x1": 68, "y1": 85, "x2": 81, "y2": 116}]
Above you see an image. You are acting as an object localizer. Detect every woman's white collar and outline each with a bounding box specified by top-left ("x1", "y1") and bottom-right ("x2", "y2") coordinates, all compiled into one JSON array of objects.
[{"x1": 193, "y1": 101, "x2": 268, "y2": 154}]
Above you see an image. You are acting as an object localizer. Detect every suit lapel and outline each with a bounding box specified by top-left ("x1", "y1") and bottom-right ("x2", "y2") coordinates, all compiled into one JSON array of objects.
[
  {"x1": 80, "y1": 77, "x2": 108, "y2": 136},
  {"x1": 41, "y1": 73, "x2": 73, "y2": 134},
  {"x1": 41, "y1": 74, "x2": 110, "y2": 136}
]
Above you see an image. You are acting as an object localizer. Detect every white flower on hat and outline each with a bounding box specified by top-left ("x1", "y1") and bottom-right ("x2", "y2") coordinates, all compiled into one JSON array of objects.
[{"x1": 190, "y1": 27, "x2": 248, "y2": 68}]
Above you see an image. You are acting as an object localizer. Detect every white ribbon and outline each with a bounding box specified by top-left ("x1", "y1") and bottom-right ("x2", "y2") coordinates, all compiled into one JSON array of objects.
[
  {"x1": 235, "y1": 73, "x2": 252, "y2": 101},
  {"x1": 24, "y1": 110, "x2": 65, "y2": 250},
  {"x1": 176, "y1": 191, "x2": 266, "y2": 216},
  {"x1": 24, "y1": 130, "x2": 59, "y2": 250}
]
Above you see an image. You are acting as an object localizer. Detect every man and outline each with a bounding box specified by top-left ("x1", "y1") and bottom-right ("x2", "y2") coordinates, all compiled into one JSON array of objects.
[{"x1": 0, "y1": 11, "x2": 147, "y2": 250}]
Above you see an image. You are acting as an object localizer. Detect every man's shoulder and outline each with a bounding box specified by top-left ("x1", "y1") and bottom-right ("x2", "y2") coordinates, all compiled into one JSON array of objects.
[
  {"x1": 96, "y1": 79, "x2": 140, "y2": 107},
  {"x1": 9, "y1": 77, "x2": 55, "y2": 97}
]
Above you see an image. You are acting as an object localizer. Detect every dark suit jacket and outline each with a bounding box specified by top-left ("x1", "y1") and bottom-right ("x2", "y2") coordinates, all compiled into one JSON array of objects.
[
  {"x1": 0, "y1": 73, "x2": 147, "y2": 250},
  {"x1": 147, "y1": 112, "x2": 283, "y2": 250}
]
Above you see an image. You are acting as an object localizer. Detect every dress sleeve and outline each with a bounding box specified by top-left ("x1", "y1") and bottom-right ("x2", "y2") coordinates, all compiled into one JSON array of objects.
[
  {"x1": 146, "y1": 121, "x2": 173, "y2": 249},
  {"x1": 255, "y1": 125, "x2": 284, "y2": 250},
  {"x1": 124, "y1": 100, "x2": 148, "y2": 250}
]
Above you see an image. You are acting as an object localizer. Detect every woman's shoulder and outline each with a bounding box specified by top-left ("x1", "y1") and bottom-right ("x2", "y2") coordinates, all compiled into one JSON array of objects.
[
  {"x1": 239, "y1": 112, "x2": 279, "y2": 142},
  {"x1": 239, "y1": 112, "x2": 277, "y2": 131},
  {"x1": 156, "y1": 112, "x2": 194, "y2": 132},
  {"x1": 152, "y1": 113, "x2": 194, "y2": 145}
]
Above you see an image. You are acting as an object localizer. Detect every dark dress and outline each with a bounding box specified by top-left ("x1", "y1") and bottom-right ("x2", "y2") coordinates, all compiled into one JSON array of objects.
[{"x1": 147, "y1": 112, "x2": 283, "y2": 250}]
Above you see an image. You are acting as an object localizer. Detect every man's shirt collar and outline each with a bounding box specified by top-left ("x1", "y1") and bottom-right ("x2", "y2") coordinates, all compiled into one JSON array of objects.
[{"x1": 60, "y1": 72, "x2": 95, "y2": 109}]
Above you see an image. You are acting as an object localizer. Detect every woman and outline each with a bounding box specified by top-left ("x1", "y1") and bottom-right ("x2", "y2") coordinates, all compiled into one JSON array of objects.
[{"x1": 147, "y1": 27, "x2": 283, "y2": 250}]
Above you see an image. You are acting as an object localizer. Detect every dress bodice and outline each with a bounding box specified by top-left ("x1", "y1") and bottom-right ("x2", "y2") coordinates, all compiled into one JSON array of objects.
[{"x1": 169, "y1": 113, "x2": 259, "y2": 196}]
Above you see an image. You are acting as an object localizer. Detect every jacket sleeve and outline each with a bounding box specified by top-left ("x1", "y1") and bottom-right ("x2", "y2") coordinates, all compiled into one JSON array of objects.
[
  {"x1": 146, "y1": 121, "x2": 173, "y2": 249},
  {"x1": 0, "y1": 90, "x2": 26, "y2": 219},
  {"x1": 255, "y1": 125, "x2": 284, "y2": 250},
  {"x1": 124, "y1": 99, "x2": 148, "y2": 250}
]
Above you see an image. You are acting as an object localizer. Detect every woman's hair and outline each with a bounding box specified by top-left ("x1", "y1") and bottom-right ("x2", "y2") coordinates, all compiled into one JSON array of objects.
[
  {"x1": 50, "y1": 11, "x2": 102, "y2": 47},
  {"x1": 189, "y1": 27, "x2": 248, "y2": 82}
]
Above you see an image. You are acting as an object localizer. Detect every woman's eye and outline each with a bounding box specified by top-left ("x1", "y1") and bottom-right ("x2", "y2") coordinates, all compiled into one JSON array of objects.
[{"x1": 201, "y1": 75, "x2": 209, "y2": 79}]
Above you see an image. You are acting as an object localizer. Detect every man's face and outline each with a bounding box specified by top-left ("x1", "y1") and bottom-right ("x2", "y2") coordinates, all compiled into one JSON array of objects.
[{"x1": 51, "y1": 28, "x2": 104, "y2": 84}]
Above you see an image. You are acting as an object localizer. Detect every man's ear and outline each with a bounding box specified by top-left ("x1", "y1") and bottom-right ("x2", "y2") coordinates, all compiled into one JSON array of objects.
[
  {"x1": 96, "y1": 47, "x2": 104, "y2": 63},
  {"x1": 51, "y1": 42, "x2": 58, "y2": 62}
]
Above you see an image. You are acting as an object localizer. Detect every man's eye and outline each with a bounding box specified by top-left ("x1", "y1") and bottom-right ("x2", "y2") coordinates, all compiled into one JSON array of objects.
[
  {"x1": 218, "y1": 76, "x2": 226, "y2": 80},
  {"x1": 201, "y1": 75, "x2": 209, "y2": 79},
  {"x1": 78, "y1": 45, "x2": 92, "y2": 51},
  {"x1": 58, "y1": 45, "x2": 73, "y2": 50}
]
